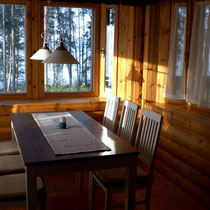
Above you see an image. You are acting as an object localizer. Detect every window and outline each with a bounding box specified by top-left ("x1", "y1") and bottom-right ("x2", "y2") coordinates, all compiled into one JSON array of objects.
[
  {"x1": 44, "y1": 6, "x2": 93, "y2": 93},
  {"x1": 99, "y1": 5, "x2": 118, "y2": 97},
  {"x1": 164, "y1": 1, "x2": 210, "y2": 109},
  {"x1": 186, "y1": 2, "x2": 210, "y2": 108},
  {"x1": 0, "y1": 2, "x2": 98, "y2": 99},
  {"x1": 0, "y1": 4, "x2": 26, "y2": 94},
  {"x1": 163, "y1": 3, "x2": 187, "y2": 100},
  {"x1": 105, "y1": 8, "x2": 115, "y2": 93}
]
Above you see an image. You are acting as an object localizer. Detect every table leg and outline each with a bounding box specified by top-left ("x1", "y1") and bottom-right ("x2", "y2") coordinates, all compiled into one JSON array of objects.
[
  {"x1": 26, "y1": 167, "x2": 37, "y2": 210},
  {"x1": 124, "y1": 157, "x2": 137, "y2": 210}
]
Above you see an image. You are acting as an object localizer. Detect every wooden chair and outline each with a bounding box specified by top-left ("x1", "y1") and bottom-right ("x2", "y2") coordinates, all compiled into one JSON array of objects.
[
  {"x1": 0, "y1": 173, "x2": 46, "y2": 209},
  {"x1": 77, "y1": 95, "x2": 121, "y2": 191},
  {"x1": 0, "y1": 154, "x2": 25, "y2": 175},
  {"x1": 103, "y1": 95, "x2": 121, "y2": 133},
  {"x1": 89, "y1": 108, "x2": 163, "y2": 210},
  {"x1": 0, "y1": 141, "x2": 24, "y2": 175},
  {"x1": 117, "y1": 100, "x2": 139, "y2": 145},
  {"x1": 0, "y1": 141, "x2": 19, "y2": 156}
]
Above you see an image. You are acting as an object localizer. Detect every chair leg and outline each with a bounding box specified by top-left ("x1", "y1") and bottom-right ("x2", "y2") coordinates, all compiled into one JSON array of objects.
[
  {"x1": 104, "y1": 189, "x2": 112, "y2": 210},
  {"x1": 88, "y1": 172, "x2": 96, "y2": 210},
  {"x1": 76, "y1": 172, "x2": 83, "y2": 191},
  {"x1": 145, "y1": 184, "x2": 152, "y2": 210},
  {"x1": 38, "y1": 199, "x2": 45, "y2": 210}
]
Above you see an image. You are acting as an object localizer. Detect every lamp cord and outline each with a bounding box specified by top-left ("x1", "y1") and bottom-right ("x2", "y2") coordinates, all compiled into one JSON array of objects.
[
  {"x1": 56, "y1": 6, "x2": 63, "y2": 44},
  {"x1": 42, "y1": 3, "x2": 66, "y2": 46}
]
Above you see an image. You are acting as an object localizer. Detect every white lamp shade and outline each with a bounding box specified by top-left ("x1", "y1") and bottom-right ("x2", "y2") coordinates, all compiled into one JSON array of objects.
[
  {"x1": 43, "y1": 42, "x2": 79, "y2": 64},
  {"x1": 30, "y1": 43, "x2": 52, "y2": 60}
]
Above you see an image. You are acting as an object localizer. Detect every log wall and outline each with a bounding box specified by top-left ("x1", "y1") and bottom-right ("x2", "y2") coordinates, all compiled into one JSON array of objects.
[{"x1": 142, "y1": 0, "x2": 210, "y2": 208}]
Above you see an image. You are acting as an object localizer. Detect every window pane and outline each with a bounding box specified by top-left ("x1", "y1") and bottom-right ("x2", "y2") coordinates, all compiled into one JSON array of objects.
[
  {"x1": 0, "y1": 4, "x2": 26, "y2": 93},
  {"x1": 186, "y1": 2, "x2": 210, "y2": 108},
  {"x1": 205, "y1": 5, "x2": 210, "y2": 77},
  {"x1": 105, "y1": 8, "x2": 115, "y2": 92},
  {"x1": 164, "y1": 3, "x2": 187, "y2": 100},
  {"x1": 175, "y1": 6, "x2": 186, "y2": 76},
  {"x1": 44, "y1": 6, "x2": 93, "y2": 93}
]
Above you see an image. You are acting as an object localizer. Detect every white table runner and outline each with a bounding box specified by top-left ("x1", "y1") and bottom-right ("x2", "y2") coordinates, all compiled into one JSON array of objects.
[{"x1": 32, "y1": 112, "x2": 111, "y2": 155}]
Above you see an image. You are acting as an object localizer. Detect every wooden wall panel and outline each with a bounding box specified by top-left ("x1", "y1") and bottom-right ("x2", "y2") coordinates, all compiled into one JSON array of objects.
[
  {"x1": 118, "y1": 5, "x2": 129, "y2": 99},
  {"x1": 143, "y1": 1, "x2": 170, "y2": 104},
  {"x1": 117, "y1": 5, "x2": 143, "y2": 103},
  {"x1": 156, "y1": 1, "x2": 170, "y2": 103},
  {"x1": 142, "y1": 2, "x2": 161, "y2": 103},
  {"x1": 131, "y1": 7, "x2": 144, "y2": 104}
]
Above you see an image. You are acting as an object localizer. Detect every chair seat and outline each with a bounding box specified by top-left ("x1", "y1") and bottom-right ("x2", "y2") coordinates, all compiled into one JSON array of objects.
[
  {"x1": 0, "y1": 173, "x2": 45, "y2": 201},
  {"x1": 0, "y1": 155, "x2": 25, "y2": 175},
  {"x1": 0, "y1": 142, "x2": 19, "y2": 156},
  {"x1": 94, "y1": 165, "x2": 148, "y2": 185}
]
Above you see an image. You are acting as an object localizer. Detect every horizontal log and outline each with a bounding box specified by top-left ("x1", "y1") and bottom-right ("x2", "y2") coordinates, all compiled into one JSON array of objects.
[
  {"x1": 0, "y1": 99, "x2": 107, "y2": 115},
  {"x1": 159, "y1": 136, "x2": 210, "y2": 176},
  {"x1": 164, "y1": 113, "x2": 210, "y2": 140},
  {"x1": 157, "y1": 147, "x2": 210, "y2": 193},
  {"x1": 145, "y1": 102, "x2": 210, "y2": 122},
  {"x1": 0, "y1": 127, "x2": 12, "y2": 140},
  {"x1": 190, "y1": 120, "x2": 210, "y2": 139},
  {"x1": 144, "y1": 102, "x2": 210, "y2": 139},
  {"x1": 156, "y1": 159, "x2": 210, "y2": 209},
  {"x1": 161, "y1": 123, "x2": 210, "y2": 160},
  {"x1": 0, "y1": 115, "x2": 11, "y2": 127}
]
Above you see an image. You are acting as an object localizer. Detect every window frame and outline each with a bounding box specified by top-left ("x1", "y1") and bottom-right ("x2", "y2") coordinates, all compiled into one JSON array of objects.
[
  {"x1": 0, "y1": 0, "x2": 100, "y2": 100},
  {"x1": 0, "y1": 0, "x2": 32, "y2": 100},
  {"x1": 38, "y1": 1, "x2": 100, "y2": 99},
  {"x1": 99, "y1": 4, "x2": 118, "y2": 97}
]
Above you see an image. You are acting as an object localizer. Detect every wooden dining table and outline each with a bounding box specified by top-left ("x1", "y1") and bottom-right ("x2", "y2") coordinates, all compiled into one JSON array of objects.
[{"x1": 11, "y1": 110, "x2": 139, "y2": 210}]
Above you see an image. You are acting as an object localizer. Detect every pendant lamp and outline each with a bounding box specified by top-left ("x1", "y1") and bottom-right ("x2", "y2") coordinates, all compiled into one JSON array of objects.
[
  {"x1": 30, "y1": 4, "x2": 79, "y2": 65},
  {"x1": 43, "y1": 41, "x2": 79, "y2": 64},
  {"x1": 30, "y1": 43, "x2": 52, "y2": 60}
]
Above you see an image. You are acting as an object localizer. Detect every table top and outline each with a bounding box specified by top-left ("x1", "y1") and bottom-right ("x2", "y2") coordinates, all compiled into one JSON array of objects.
[{"x1": 11, "y1": 111, "x2": 139, "y2": 167}]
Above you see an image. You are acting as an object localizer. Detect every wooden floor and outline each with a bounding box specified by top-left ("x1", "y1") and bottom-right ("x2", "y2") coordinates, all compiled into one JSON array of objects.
[{"x1": 4, "y1": 170, "x2": 207, "y2": 210}]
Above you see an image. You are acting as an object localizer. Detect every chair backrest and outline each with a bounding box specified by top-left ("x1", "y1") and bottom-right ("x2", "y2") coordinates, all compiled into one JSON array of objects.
[
  {"x1": 117, "y1": 100, "x2": 139, "y2": 145},
  {"x1": 134, "y1": 108, "x2": 162, "y2": 174},
  {"x1": 103, "y1": 95, "x2": 121, "y2": 133}
]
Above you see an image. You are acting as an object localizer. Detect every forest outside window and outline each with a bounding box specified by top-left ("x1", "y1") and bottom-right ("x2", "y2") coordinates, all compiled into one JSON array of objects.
[
  {"x1": 186, "y1": 2, "x2": 210, "y2": 108},
  {"x1": 0, "y1": 4, "x2": 26, "y2": 94},
  {"x1": 163, "y1": 3, "x2": 187, "y2": 100},
  {"x1": 164, "y1": 1, "x2": 210, "y2": 109},
  {"x1": 99, "y1": 4, "x2": 118, "y2": 97},
  {"x1": 105, "y1": 8, "x2": 115, "y2": 93},
  {"x1": 44, "y1": 6, "x2": 93, "y2": 93}
]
